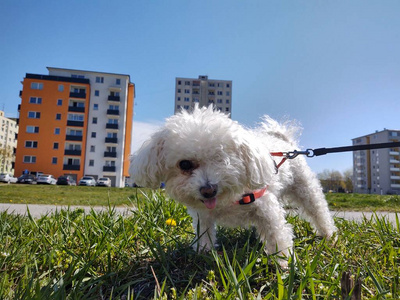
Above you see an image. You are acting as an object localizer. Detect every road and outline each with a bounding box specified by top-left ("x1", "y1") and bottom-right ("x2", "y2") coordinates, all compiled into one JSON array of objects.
[{"x1": 0, "y1": 203, "x2": 398, "y2": 224}]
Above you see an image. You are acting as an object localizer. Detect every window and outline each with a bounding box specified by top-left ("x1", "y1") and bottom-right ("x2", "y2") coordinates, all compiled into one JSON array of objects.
[
  {"x1": 68, "y1": 114, "x2": 84, "y2": 121},
  {"x1": 116, "y1": 78, "x2": 121, "y2": 85},
  {"x1": 52, "y1": 157, "x2": 57, "y2": 164},
  {"x1": 108, "y1": 105, "x2": 119, "y2": 110},
  {"x1": 185, "y1": 81, "x2": 191, "y2": 85},
  {"x1": 92, "y1": 117, "x2": 97, "y2": 124},
  {"x1": 29, "y1": 97, "x2": 42, "y2": 104},
  {"x1": 226, "y1": 91, "x2": 230, "y2": 96},
  {"x1": 217, "y1": 99, "x2": 222, "y2": 104},
  {"x1": 28, "y1": 111, "x2": 41, "y2": 119},
  {"x1": 177, "y1": 89, "x2": 181, "y2": 93},
  {"x1": 57, "y1": 99, "x2": 63, "y2": 106},
  {"x1": 89, "y1": 160, "x2": 94, "y2": 167},
  {"x1": 71, "y1": 74, "x2": 85, "y2": 79},
  {"x1": 178, "y1": 80, "x2": 181, "y2": 85},
  {"x1": 58, "y1": 84, "x2": 64, "y2": 92},
  {"x1": 67, "y1": 129, "x2": 82, "y2": 136},
  {"x1": 31, "y1": 82, "x2": 43, "y2": 90},
  {"x1": 96, "y1": 76, "x2": 104, "y2": 83},
  {"x1": 90, "y1": 145, "x2": 95, "y2": 152},
  {"x1": 23, "y1": 156, "x2": 36, "y2": 163},
  {"x1": 184, "y1": 89, "x2": 190, "y2": 94},
  {"x1": 226, "y1": 83, "x2": 230, "y2": 88},
  {"x1": 217, "y1": 91, "x2": 223, "y2": 96},
  {"x1": 56, "y1": 113, "x2": 61, "y2": 120},
  {"x1": 226, "y1": 99, "x2": 230, "y2": 104},
  {"x1": 107, "y1": 118, "x2": 118, "y2": 124},
  {"x1": 184, "y1": 97, "x2": 190, "y2": 102},
  {"x1": 53, "y1": 142, "x2": 59, "y2": 149},
  {"x1": 107, "y1": 132, "x2": 117, "y2": 138},
  {"x1": 91, "y1": 132, "x2": 96, "y2": 138},
  {"x1": 177, "y1": 97, "x2": 181, "y2": 101},
  {"x1": 93, "y1": 104, "x2": 98, "y2": 110},
  {"x1": 54, "y1": 128, "x2": 60, "y2": 135},
  {"x1": 27, "y1": 126, "x2": 39, "y2": 133},
  {"x1": 25, "y1": 141, "x2": 38, "y2": 148},
  {"x1": 95, "y1": 90, "x2": 100, "y2": 96}
]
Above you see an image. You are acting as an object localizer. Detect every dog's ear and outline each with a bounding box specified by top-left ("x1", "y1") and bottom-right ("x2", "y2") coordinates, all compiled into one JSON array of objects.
[
  {"x1": 130, "y1": 130, "x2": 166, "y2": 188},
  {"x1": 239, "y1": 139, "x2": 276, "y2": 189}
]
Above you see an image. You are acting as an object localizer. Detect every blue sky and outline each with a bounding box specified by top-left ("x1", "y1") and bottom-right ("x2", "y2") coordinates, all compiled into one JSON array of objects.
[{"x1": 1, "y1": 0, "x2": 400, "y2": 174}]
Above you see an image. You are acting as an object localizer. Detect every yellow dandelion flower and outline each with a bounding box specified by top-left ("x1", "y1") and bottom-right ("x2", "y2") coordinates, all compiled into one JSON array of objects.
[{"x1": 166, "y1": 218, "x2": 177, "y2": 226}]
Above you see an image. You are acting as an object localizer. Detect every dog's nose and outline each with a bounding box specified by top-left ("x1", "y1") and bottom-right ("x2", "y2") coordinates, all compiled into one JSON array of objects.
[{"x1": 199, "y1": 184, "x2": 218, "y2": 198}]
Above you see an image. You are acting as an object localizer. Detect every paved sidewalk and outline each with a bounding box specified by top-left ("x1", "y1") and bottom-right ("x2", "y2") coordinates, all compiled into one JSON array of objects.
[
  {"x1": 0, "y1": 203, "x2": 398, "y2": 224},
  {"x1": 0, "y1": 203, "x2": 134, "y2": 218}
]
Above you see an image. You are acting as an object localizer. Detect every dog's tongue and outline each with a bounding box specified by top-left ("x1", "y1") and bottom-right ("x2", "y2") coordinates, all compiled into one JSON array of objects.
[{"x1": 203, "y1": 198, "x2": 217, "y2": 210}]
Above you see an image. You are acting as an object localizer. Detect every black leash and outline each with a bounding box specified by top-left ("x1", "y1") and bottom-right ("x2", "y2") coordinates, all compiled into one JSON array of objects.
[{"x1": 273, "y1": 142, "x2": 400, "y2": 160}]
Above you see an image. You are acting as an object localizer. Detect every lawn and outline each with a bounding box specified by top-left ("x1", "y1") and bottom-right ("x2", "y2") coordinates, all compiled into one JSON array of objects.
[
  {"x1": 0, "y1": 190, "x2": 399, "y2": 299},
  {"x1": 0, "y1": 183, "x2": 399, "y2": 212}
]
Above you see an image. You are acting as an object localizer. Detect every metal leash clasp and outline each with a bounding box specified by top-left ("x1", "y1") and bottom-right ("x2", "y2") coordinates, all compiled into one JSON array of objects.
[{"x1": 286, "y1": 149, "x2": 315, "y2": 159}]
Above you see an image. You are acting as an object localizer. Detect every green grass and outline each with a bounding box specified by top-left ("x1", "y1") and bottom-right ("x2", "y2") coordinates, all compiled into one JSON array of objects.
[
  {"x1": 0, "y1": 183, "x2": 399, "y2": 212},
  {"x1": 326, "y1": 193, "x2": 400, "y2": 212},
  {"x1": 0, "y1": 184, "x2": 147, "y2": 206},
  {"x1": 0, "y1": 191, "x2": 399, "y2": 299}
]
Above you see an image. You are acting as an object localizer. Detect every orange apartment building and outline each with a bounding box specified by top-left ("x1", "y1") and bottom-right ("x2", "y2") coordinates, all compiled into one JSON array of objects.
[{"x1": 15, "y1": 68, "x2": 135, "y2": 187}]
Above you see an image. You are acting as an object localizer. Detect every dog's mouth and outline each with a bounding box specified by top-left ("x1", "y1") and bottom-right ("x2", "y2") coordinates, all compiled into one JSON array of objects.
[{"x1": 201, "y1": 197, "x2": 217, "y2": 210}]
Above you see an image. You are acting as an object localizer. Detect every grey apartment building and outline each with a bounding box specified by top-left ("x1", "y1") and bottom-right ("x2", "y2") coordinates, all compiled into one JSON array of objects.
[
  {"x1": 174, "y1": 75, "x2": 232, "y2": 116},
  {"x1": 352, "y1": 129, "x2": 400, "y2": 195}
]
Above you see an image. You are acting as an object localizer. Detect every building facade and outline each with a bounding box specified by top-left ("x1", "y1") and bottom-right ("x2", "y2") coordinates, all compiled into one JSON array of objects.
[
  {"x1": 0, "y1": 110, "x2": 18, "y2": 175},
  {"x1": 15, "y1": 67, "x2": 135, "y2": 187},
  {"x1": 174, "y1": 75, "x2": 232, "y2": 116},
  {"x1": 352, "y1": 129, "x2": 400, "y2": 195}
]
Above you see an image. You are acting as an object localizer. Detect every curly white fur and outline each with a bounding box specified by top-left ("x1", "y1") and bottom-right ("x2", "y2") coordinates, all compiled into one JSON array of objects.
[{"x1": 130, "y1": 106, "x2": 336, "y2": 267}]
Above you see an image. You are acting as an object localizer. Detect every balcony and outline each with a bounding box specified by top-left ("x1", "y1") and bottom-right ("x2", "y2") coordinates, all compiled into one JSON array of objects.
[
  {"x1": 68, "y1": 106, "x2": 85, "y2": 113},
  {"x1": 19, "y1": 90, "x2": 22, "y2": 97},
  {"x1": 103, "y1": 166, "x2": 116, "y2": 172},
  {"x1": 64, "y1": 149, "x2": 82, "y2": 156},
  {"x1": 106, "y1": 123, "x2": 119, "y2": 129},
  {"x1": 63, "y1": 164, "x2": 80, "y2": 171},
  {"x1": 108, "y1": 95, "x2": 120, "y2": 102},
  {"x1": 18, "y1": 104, "x2": 21, "y2": 111},
  {"x1": 105, "y1": 137, "x2": 118, "y2": 144},
  {"x1": 107, "y1": 109, "x2": 120, "y2": 116},
  {"x1": 69, "y1": 92, "x2": 86, "y2": 99},
  {"x1": 67, "y1": 120, "x2": 84, "y2": 127},
  {"x1": 66, "y1": 135, "x2": 83, "y2": 141},
  {"x1": 104, "y1": 151, "x2": 117, "y2": 158}
]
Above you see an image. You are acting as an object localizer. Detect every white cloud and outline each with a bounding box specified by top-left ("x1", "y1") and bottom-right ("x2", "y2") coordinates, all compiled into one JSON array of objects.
[{"x1": 131, "y1": 120, "x2": 162, "y2": 154}]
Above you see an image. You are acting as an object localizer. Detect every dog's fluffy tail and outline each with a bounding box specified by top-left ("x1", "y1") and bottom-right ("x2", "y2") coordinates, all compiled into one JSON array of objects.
[{"x1": 258, "y1": 116, "x2": 302, "y2": 144}]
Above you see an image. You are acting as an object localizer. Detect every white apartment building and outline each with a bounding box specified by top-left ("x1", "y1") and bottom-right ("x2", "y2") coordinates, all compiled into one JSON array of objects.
[
  {"x1": 0, "y1": 110, "x2": 18, "y2": 174},
  {"x1": 46, "y1": 67, "x2": 134, "y2": 187},
  {"x1": 175, "y1": 75, "x2": 232, "y2": 116},
  {"x1": 352, "y1": 129, "x2": 400, "y2": 195}
]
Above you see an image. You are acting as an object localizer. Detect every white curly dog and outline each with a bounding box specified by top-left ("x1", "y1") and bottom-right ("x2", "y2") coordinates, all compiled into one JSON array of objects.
[{"x1": 130, "y1": 106, "x2": 336, "y2": 267}]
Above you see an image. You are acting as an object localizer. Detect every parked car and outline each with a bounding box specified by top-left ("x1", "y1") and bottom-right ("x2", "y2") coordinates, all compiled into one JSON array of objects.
[
  {"x1": 57, "y1": 175, "x2": 76, "y2": 186},
  {"x1": 17, "y1": 174, "x2": 37, "y2": 184},
  {"x1": 96, "y1": 177, "x2": 111, "y2": 187},
  {"x1": 78, "y1": 176, "x2": 96, "y2": 186},
  {"x1": 37, "y1": 174, "x2": 57, "y2": 185},
  {"x1": 0, "y1": 173, "x2": 18, "y2": 183}
]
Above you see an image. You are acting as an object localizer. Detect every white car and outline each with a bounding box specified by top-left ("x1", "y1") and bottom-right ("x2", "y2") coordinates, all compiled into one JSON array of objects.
[
  {"x1": 78, "y1": 176, "x2": 96, "y2": 186},
  {"x1": 96, "y1": 177, "x2": 111, "y2": 187},
  {"x1": 36, "y1": 174, "x2": 57, "y2": 185},
  {"x1": 0, "y1": 173, "x2": 18, "y2": 183}
]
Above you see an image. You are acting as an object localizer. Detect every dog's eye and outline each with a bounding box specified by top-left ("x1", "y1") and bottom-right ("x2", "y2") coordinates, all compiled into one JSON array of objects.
[{"x1": 178, "y1": 160, "x2": 195, "y2": 171}]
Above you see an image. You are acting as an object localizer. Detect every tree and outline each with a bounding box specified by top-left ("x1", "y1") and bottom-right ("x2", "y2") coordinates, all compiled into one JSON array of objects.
[{"x1": 318, "y1": 169, "x2": 347, "y2": 193}]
